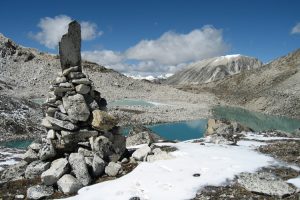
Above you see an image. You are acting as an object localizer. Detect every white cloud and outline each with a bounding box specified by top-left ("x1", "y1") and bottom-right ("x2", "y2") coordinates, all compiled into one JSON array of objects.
[
  {"x1": 82, "y1": 25, "x2": 228, "y2": 76},
  {"x1": 291, "y1": 23, "x2": 300, "y2": 34},
  {"x1": 30, "y1": 15, "x2": 102, "y2": 49},
  {"x1": 125, "y1": 25, "x2": 228, "y2": 65}
]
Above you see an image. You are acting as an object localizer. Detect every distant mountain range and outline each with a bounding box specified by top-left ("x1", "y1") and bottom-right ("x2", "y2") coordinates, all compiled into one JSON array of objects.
[{"x1": 166, "y1": 54, "x2": 263, "y2": 85}]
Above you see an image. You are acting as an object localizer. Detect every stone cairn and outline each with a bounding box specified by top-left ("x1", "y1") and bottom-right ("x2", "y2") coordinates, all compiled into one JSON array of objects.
[{"x1": 23, "y1": 21, "x2": 126, "y2": 198}]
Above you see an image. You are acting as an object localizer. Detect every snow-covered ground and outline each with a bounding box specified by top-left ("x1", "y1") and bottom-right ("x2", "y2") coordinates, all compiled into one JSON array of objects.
[{"x1": 66, "y1": 140, "x2": 279, "y2": 200}]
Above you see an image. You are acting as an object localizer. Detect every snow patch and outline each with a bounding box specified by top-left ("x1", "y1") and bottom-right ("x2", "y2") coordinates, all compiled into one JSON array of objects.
[
  {"x1": 66, "y1": 141, "x2": 274, "y2": 200},
  {"x1": 287, "y1": 176, "x2": 300, "y2": 188},
  {"x1": 244, "y1": 132, "x2": 300, "y2": 141}
]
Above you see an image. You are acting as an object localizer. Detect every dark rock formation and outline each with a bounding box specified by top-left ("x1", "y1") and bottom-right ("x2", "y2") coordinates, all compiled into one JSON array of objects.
[{"x1": 59, "y1": 21, "x2": 81, "y2": 71}]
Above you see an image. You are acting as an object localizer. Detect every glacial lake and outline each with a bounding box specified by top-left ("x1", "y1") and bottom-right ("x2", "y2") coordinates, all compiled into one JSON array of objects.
[
  {"x1": 0, "y1": 139, "x2": 33, "y2": 149},
  {"x1": 212, "y1": 106, "x2": 300, "y2": 133},
  {"x1": 2, "y1": 104, "x2": 299, "y2": 149},
  {"x1": 122, "y1": 119, "x2": 208, "y2": 141}
]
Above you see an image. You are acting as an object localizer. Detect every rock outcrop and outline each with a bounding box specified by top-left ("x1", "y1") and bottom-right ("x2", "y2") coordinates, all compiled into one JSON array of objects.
[
  {"x1": 204, "y1": 119, "x2": 251, "y2": 145},
  {"x1": 19, "y1": 21, "x2": 126, "y2": 197}
]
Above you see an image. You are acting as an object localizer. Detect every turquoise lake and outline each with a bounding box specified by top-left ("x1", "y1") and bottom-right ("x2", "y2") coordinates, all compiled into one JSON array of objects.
[
  {"x1": 0, "y1": 139, "x2": 33, "y2": 149},
  {"x1": 122, "y1": 119, "x2": 208, "y2": 141},
  {"x1": 212, "y1": 106, "x2": 300, "y2": 133},
  {"x1": 1, "y1": 105, "x2": 299, "y2": 149}
]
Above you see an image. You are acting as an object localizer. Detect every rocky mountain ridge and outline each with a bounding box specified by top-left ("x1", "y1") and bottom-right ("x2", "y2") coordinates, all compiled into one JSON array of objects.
[
  {"x1": 166, "y1": 54, "x2": 263, "y2": 85},
  {"x1": 179, "y1": 49, "x2": 300, "y2": 119}
]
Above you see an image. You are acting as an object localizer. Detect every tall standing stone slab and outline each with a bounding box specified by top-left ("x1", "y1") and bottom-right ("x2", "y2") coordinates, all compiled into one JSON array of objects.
[{"x1": 59, "y1": 21, "x2": 81, "y2": 71}]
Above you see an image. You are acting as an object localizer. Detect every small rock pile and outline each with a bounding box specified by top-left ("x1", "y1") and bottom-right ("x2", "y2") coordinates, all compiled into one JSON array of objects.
[
  {"x1": 204, "y1": 119, "x2": 251, "y2": 145},
  {"x1": 22, "y1": 21, "x2": 126, "y2": 199}
]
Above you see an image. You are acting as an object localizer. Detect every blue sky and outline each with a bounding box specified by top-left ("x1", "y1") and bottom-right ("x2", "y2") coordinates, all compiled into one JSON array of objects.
[{"x1": 0, "y1": 0, "x2": 299, "y2": 75}]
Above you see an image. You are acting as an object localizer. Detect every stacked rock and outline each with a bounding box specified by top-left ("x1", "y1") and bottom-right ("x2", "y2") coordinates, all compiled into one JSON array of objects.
[{"x1": 23, "y1": 21, "x2": 126, "y2": 198}]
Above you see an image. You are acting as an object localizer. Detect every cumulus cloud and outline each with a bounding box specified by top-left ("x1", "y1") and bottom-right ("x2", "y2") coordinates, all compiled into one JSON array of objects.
[
  {"x1": 291, "y1": 23, "x2": 300, "y2": 34},
  {"x1": 126, "y1": 25, "x2": 228, "y2": 65},
  {"x1": 30, "y1": 15, "x2": 102, "y2": 49},
  {"x1": 82, "y1": 26, "x2": 228, "y2": 76}
]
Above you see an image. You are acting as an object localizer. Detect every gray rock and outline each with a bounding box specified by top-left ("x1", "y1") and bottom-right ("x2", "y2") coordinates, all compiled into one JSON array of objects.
[
  {"x1": 46, "y1": 107, "x2": 58, "y2": 117},
  {"x1": 89, "y1": 100, "x2": 99, "y2": 111},
  {"x1": 54, "y1": 111, "x2": 77, "y2": 123},
  {"x1": 85, "y1": 156, "x2": 93, "y2": 167},
  {"x1": 204, "y1": 134, "x2": 235, "y2": 145},
  {"x1": 27, "y1": 185, "x2": 54, "y2": 200},
  {"x1": 61, "y1": 129, "x2": 98, "y2": 147},
  {"x1": 105, "y1": 162, "x2": 121, "y2": 176},
  {"x1": 147, "y1": 149, "x2": 174, "y2": 162},
  {"x1": 57, "y1": 174, "x2": 82, "y2": 195},
  {"x1": 126, "y1": 125, "x2": 164, "y2": 147},
  {"x1": 59, "y1": 21, "x2": 81, "y2": 70},
  {"x1": 78, "y1": 147, "x2": 93, "y2": 157},
  {"x1": 71, "y1": 78, "x2": 91, "y2": 85},
  {"x1": 90, "y1": 136, "x2": 113, "y2": 158},
  {"x1": 53, "y1": 86, "x2": 74, "y2": 95},
  {"x1": 47, "y1": 129, "x2": 56, "y2": 139},
  {"x1": 58, "y1": 104, "x2": 66, "y2": 113},
  {"x1": 39, "y1": 142, "x2": 56, "y2": 161},
  {"x1": 62, "y1": 66, "x2": 80, "y2": 76},
  {"x1": 92, "y1": 153, "x2": 106, "y2": 176},
  {"x1": 0, "y1": 161, "x2": 27, "y2": 182},
  {"x1": 68, "y1": 72, "x2": 86, "y2": 79},
  {"x1": 112, "y1": 134, "x2": 126, "y2": 155},
  {"x1": 23, "y1": 148, "x2": 39, "y2": 163},
  {"x1": 41, "y1": 158, "x2": 69, "y2": 186},
  {"x1": 75, "y1": 84, "x2": 90, "y2": 94},
  {"x1": 55, "y1": 76, "x2": 67, "y2": 84},
  {"x1": 238, "y1": 172, "x2": 296, "y2": 197},
  {"x1": 59, "y1": 82, "x2": 73, "y2": 88},
  {"x1": 62, "y1": 94, "x2": 90, "y2": 122},
  {"x1": 132, "y1": 145, "x2": 151, "y2": 161},
  {"x1": 41, "y1": 116, "x2": 78, "y2": 131},
  {"x1": 69, "y1": 153, "x2": 91, "y2": 186},
  {"x1": 25, "y1": 160, "x2": 51, "y2": 179},
  {"x1": 28, "y1": 142, "x2": 42, "y2": 152}
]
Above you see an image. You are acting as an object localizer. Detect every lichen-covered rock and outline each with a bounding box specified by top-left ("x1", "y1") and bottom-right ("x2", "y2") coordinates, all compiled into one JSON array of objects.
[
  {"x1": 39, "y1": 142, "x2": 56, "y2": 161},
  {"x1": 62, "y1": 94, "x2": 90, "y2": 122},
  {"x1": 238, "y1": 172, "x2": 296, "y2": 197},
  {"x1": 41, "y1": 158, "x2": 69, "y2": 185},
  {"x1": 27, "y1": 185, "x2": 54, "y2": 200},
  {"x1": 90, "y1": 136, "x2": 113, "y2": 159},
  {"x1": 105, "y1": 162, "x2": 121, "y2": 176},
  {"x1": 69, "y1": 153, "x2": 91, "y2": 186},
  {"x1": 57, "y1": 174, "x2": 82, "y2": 195},
  {"x1": 126, "y1": 125, "x2": 164, "y2": 147},
  {"x1": 41, "y1": 116, "x2": 78, "y2": 131},
  {"x1": 91, "y1": 110, "x2": 117, "y2": 131},
  {"x1": 25, "y1": 160, "x2": 50, "y2": 179}
]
